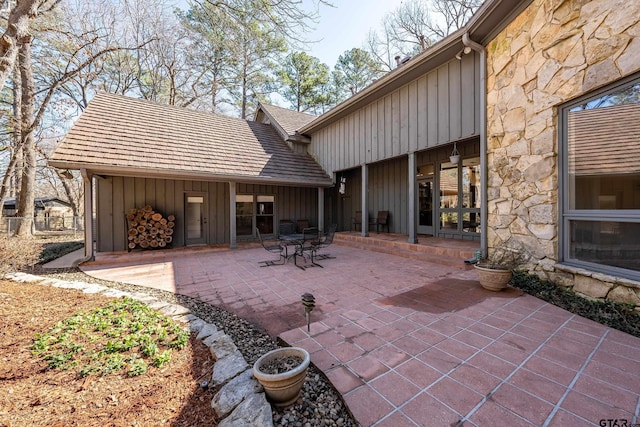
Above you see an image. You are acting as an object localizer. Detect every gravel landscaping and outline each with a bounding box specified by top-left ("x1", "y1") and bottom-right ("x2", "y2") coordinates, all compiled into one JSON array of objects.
[{"x1": 37, "y1": 266, "x2": 358, "y2": 427}]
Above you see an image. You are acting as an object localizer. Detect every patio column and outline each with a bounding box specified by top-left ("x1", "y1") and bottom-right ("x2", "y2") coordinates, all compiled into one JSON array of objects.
[
  {"x1": 361, "y1": 164, "x2": 369, "y2": 237},
  {"x1": 408, "y1": 152, "x2": 418, "y2": 243},
  {"x1": 317, "y1": 187, "x2": 324, "y2": 232},
  {"x1": 81, "y1": 169, "x2": 93, "y2": 261},
  {"x1": 229, "y1": 181, "x2": 237, "y2": 249}
]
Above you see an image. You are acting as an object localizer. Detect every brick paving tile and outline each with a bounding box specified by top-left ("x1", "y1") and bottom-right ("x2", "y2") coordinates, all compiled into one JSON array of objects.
[
  {"x1": 344, "y1": 386, "x2": 394, "y2": 427},
  {"x1": 523, "y1": 355, "x2": 578, "y2": 386},
  {"x1": 449, "y1": 364, "x2": 502, "y2": 395},
  {"x1": 484, "y1": 340, "x2": 530, "y2": 365},
  {"x1": 370, "y1": 371, "x2": 421, "y2": 407},
  {"x1": 545, "y1": 409, "x2": 598, "y2": 427},
  {"x1": 582, "y1": 360, "x2": 640, "y2": 394},
  {"x1": 409, "y1": 327, "x2": 448, "y2": 346},
  {"x1": 369, "y1": 344, "x2": 411, "y2": 368},
  {"x1": 418, "y1": 347, "x2": 464, "y2": 374},
  {"x1": 335, "y1": 322, "x2": 366, "y2": 339},
  {"x1": 347, "y1": 354, "x2": 389, "y2": 381},
  {"x1": 434, "y1": 337, "x2": 479, "y2": 360},
  {"x1": 374, "y1": 411, "x2": 419, "y2": 427},
  {"x1": 507, "y1": 368, "x2": 567, "y2": 405},
  {"x1": 467, "y1": 401, "x2": 536, "y2": 427},
  {"x1": 490, "y1": 383, "x2": 554, "y2": 425},
  {"x1": 324, "y1": 366, "x2": 363, "y2": 394},
  {"x1": 427, "y1": 377, "x2": 484, "y2": 416},
  {"x1": 572, "y1": 374, "x2": 639, "y2": 410},
  {"x1": 559, "y1": 390, "x2": 635, "y2": 423},
  {"x1": 351, "y1": 332, "x2": 386, "y2": 352},
  {"x1": 467, "y1": 351, "x2": 517, "y2": 378},
  {"x1": 395, "y1": 358, "x2": 442, "y2": 389},
  {"x1": 329, "y1": 341, "x2": 365, "y2": 363},
  {"x1": 308, "y1": 348, "x2": 339, "y2": 371},
  {"x1": 393, "y1": 335, "x2": 432, "y2": 355},
  {"x1": 313, "y1": 330, "x2": 345, "y2": 347},
  {"x1": 400, "y1": 392, "x2": 460, "y2": 426}
]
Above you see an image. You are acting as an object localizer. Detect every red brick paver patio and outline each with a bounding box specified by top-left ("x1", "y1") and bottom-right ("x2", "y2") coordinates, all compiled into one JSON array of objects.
[{"x1": 81, "y1": 243, "x2": 640, "y2": 426}]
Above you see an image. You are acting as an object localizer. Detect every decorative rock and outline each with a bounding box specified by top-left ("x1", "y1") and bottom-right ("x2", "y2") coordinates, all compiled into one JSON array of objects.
[
  {"x1": 212, "y1": 369, "x2": 263, "y2": 418},
  {"x1": 203, "y1": 332, "x2": 237, "y2": 360},
  {"x1": 196, "y1": 323, "x2": 219, "y2": 340},
  {"x1": 147, "y1": 300, "x2": 171, "y2": 310},
  {"x1": 608, "y1": 286, "x2": 640, "y2": 306},
  {"x1": 212, "y1": 350, "x2": 249, "y2": 386},
  {"x1": 158, "y1": 303, "x2": 191, "y2": 317},
  {"x1": 100, "y1": 289, "x2": 132, "y2": 298},
  {"x1": 574, "y1": 275, "x2": 613, "y2": 299},
  {"x1": 218, "y1": 392, "x2": 273, "y2": 427}
]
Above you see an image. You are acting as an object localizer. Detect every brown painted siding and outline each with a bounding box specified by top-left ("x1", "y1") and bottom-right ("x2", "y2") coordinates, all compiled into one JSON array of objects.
[
  {"x1": 310, "y1": 54, "x2": 479, "y2": 174},
  {"x1": 96, "y1": 177, "x2": 319, "y2": 252}
]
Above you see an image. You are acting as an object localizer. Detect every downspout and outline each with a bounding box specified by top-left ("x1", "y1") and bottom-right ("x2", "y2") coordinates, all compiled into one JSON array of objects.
[
  {"x1": 462, "y1": 32, "x2": 488, "y2": 257},
  {"x1": 73, "y1": 168, "x2": 93, "y2": 266}
]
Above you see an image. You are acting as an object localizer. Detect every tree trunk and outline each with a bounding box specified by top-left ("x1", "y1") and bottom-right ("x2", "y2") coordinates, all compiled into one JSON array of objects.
[
  {"x1": 15, "y1": 36, "x2": 36, "y2": 237},
  {"x1": 0, "y1": 0, "x2": 42, "y2": 94},
  {"x1": 0, "y1": 67, "x2": 23, "y2": 215}
]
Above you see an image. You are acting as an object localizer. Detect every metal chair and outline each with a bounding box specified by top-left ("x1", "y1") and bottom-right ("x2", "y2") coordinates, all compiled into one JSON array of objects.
[
  {"x1": 256, "y1": 227, "x2": 285, "y2": 266},
  {"x1": 313, "y1": 224, "x2": 337, "y2": 260},
  {"x1": 294, "y1": 227, "x2": 322, "y2": 270},
  {"x1": 279, "y1": 220, "x2": 295, "y2": 236},
  {"x1": 296, "y1": 219, "x2": 310, "y2": 233},
  {"x1": 352, "y1": 211, "x2": 362, "y2": 231}
]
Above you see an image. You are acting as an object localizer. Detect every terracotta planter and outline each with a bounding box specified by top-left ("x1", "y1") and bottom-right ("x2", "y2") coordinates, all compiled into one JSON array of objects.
[
  {"x1": 252, "y1": 347, "x2": 310, "y2": 407},
  {"x1": 474, "y1": 264, "x2": 512, "y2": 291}
]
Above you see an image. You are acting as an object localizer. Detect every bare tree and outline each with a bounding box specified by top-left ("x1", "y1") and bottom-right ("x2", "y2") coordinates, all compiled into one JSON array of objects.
[
  {"x1": 0, "y1": 0, "x2": 59, "y2": 93},
  {"x1": 365, "y1": 0, "x2": 482, "y2": 71}
]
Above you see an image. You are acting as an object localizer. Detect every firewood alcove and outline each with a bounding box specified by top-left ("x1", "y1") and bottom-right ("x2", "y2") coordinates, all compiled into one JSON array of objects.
[{"x1": 126, "y1": 206, "x2": 175, "y2": 251}]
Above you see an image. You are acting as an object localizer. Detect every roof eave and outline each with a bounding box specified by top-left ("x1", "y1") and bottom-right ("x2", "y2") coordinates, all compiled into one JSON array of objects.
[{"x1": 48, "y1": 160, "x2": 333, "y2": 188}]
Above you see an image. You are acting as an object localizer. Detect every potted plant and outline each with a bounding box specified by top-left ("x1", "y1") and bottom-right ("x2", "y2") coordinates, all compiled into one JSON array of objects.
[
  {"x1": 474, "y1": 242, "x2": 529, "y2": 291},
  {"x1": 252, "y1": 347, "x2": 310, "y2": 407}
]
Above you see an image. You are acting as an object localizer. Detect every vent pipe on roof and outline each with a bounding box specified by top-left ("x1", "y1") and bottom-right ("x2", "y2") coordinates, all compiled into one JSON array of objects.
[{"x1": 395, "y1": 55, "x2": 401, "y2": 67}]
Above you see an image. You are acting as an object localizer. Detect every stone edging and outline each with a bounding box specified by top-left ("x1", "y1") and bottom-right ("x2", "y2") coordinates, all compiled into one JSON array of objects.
[{"x1": 5, "y1": 272, "x2": 274, "y2": 427}]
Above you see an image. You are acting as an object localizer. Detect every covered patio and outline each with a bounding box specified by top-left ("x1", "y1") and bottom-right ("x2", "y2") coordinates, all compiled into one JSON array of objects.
[{"x1": 80, "y1": 238, "x2": 640, "y2": 426}]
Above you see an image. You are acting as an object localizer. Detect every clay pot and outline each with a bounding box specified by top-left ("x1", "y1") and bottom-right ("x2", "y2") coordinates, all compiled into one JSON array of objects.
[
  {"x1": 252, "y1": 347, "x2": 310, "y2": 407},
  {"x1": 474, "y1": 264, "x2": 512, "y2": 291}
]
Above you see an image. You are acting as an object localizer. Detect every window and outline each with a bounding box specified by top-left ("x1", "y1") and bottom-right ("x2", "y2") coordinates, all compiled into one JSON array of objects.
[
  {"x1": 561, "y1": 74, "x2": 640, "y2": 278},
  {"x1": 236, "y1": 194, "x2": 275, "y2": 236}
]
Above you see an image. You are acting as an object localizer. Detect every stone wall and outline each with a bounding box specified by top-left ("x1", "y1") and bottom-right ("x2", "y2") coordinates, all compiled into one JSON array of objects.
[{"x1": 485, "y1": 0, "x2": 640, "y2": 304}]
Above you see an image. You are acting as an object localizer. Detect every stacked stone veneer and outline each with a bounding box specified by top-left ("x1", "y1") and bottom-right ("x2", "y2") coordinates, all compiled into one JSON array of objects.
[{"x1": 485, "y1": 0, "x2": 640, "y2": 306}]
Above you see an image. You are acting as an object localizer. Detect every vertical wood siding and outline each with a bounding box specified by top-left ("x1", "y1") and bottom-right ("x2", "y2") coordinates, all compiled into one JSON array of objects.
[
  {"x1": 310, "y1": 54, "x2": 479, "y2": 175},
  {"x1": 96, "y1": 177, "x2": 317, "y2": 252}
]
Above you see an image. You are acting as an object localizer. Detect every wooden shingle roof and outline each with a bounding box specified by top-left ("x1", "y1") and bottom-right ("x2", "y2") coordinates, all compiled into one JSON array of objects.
[
  {"x1": 258, "y1": 103, "x2": 316, "y2": 137},
  {"x1": 49, "y1": 93, "x2": 332, "y2": 187},
  {"x1": 568, "y1": 103, "x2": 640, "y2": 176}
]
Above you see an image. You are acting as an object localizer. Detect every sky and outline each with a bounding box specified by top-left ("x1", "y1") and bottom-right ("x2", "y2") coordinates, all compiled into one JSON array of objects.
[{"x1": 300, "y1": 0, "x2": 407, "y2": 67}]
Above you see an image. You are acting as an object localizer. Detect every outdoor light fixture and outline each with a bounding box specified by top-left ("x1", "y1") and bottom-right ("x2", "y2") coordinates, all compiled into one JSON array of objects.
[
  {"x1": 450, "y1": 142, "x2": 460, "y2": 164},
  {"x1": 338, "y1": 177, "x2": 346, "y2": 194},
  {"x1": 301, "y1": 293, "x2": 315, "y2": 332}
]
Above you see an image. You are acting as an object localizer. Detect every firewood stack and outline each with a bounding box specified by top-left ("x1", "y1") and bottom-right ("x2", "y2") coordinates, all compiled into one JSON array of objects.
[{"x1": 126, "y1": 206, "x2": 175, "y2": 250}]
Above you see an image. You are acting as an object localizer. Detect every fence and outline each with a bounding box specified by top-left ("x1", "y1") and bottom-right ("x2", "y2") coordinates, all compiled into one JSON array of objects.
[{"x1": 1, "y1": 216, "x2": 84, "y2": 238}]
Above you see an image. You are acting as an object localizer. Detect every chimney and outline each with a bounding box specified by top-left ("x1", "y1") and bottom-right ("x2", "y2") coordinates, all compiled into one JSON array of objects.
[{"x1": 395, "y1": 55, "x2": 401, "y2": 67}]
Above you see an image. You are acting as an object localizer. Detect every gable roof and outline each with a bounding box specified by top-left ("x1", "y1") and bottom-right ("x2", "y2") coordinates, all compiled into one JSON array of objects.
[
  {"x1": 49, "y1": 93, "x2": 332, "y2": 187},
  {"x1": 255, "y1": 103, "x2": 315, "y2": 143}
]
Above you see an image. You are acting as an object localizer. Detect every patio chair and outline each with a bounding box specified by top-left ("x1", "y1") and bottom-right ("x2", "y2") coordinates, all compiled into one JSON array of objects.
[
  {"x1": 370, "y1": 210, "x2": 389, "y2": 233},
  {"x1": 256, "y1": 227, "x2": 285, "y2": 266},
  {"x1": 294, "y1": 227, "x2": 322, "y2": 270},
  {"x1": 313, "y1": 223, "x2": 337, "y2": 260},
  {"x1": 352, "y1": 211, "x2": 362, "y2": 231}
]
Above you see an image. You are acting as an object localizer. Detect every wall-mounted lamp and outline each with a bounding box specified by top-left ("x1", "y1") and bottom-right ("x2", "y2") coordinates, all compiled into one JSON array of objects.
[{"x1": 338, "y1": 177, "x2": 346, "y2": 194}]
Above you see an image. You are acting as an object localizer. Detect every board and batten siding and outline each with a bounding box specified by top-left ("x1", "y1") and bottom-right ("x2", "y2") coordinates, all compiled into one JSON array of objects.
[
  {"x1": 309, "y1": 54, "x2": 479, "y2": 175},
  {"x1": 96, "y1": 177, "x2": 318, "y2": 252}
]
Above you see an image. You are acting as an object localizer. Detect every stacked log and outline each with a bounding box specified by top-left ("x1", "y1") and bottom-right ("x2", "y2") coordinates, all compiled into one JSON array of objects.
[{"x1": 126, "y1": 206, "x2": 175, "y2": 250}]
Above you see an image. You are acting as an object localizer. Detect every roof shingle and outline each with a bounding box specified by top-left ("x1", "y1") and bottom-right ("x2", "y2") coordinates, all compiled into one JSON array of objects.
[{"x1": 49, "y1": 93, "x2": 332, "y2": 186}]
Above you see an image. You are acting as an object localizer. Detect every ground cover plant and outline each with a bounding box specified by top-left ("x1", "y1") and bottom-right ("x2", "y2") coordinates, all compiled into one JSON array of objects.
[
  {"x1": 39, "y1": 240, "x2": 84, "y2": 264},
  {"x1": 31, "y1": 297, "x2": 191, "y2": 378},
  {"x1": 0, "y1": 280, "x2": 218, "y2": 426},
  {"x1": 511, "y1": 271, "x2": 640, "y2": 338}
]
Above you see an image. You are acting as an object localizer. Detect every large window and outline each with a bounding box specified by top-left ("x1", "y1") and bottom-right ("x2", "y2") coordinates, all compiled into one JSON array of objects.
[
  {"x1": 236, "y1": 194, "x2": 275, "y2": 237},
  {"x1": 561, "y1": 74, "x2": 640, "y2": 278}
]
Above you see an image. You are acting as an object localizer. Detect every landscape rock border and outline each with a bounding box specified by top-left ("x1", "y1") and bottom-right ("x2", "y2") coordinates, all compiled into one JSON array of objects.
[{"x1": 6, "y1": 272, "x2": 274, "y2": 427}]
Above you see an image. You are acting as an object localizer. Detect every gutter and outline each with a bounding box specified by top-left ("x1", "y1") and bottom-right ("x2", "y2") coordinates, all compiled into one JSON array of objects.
[
  {"x1": 462, "y1": 32, "x2": 488, "y2": 257},
  {"x1": 73, "y1": 168, "x2": 94, "y2": 266}
]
